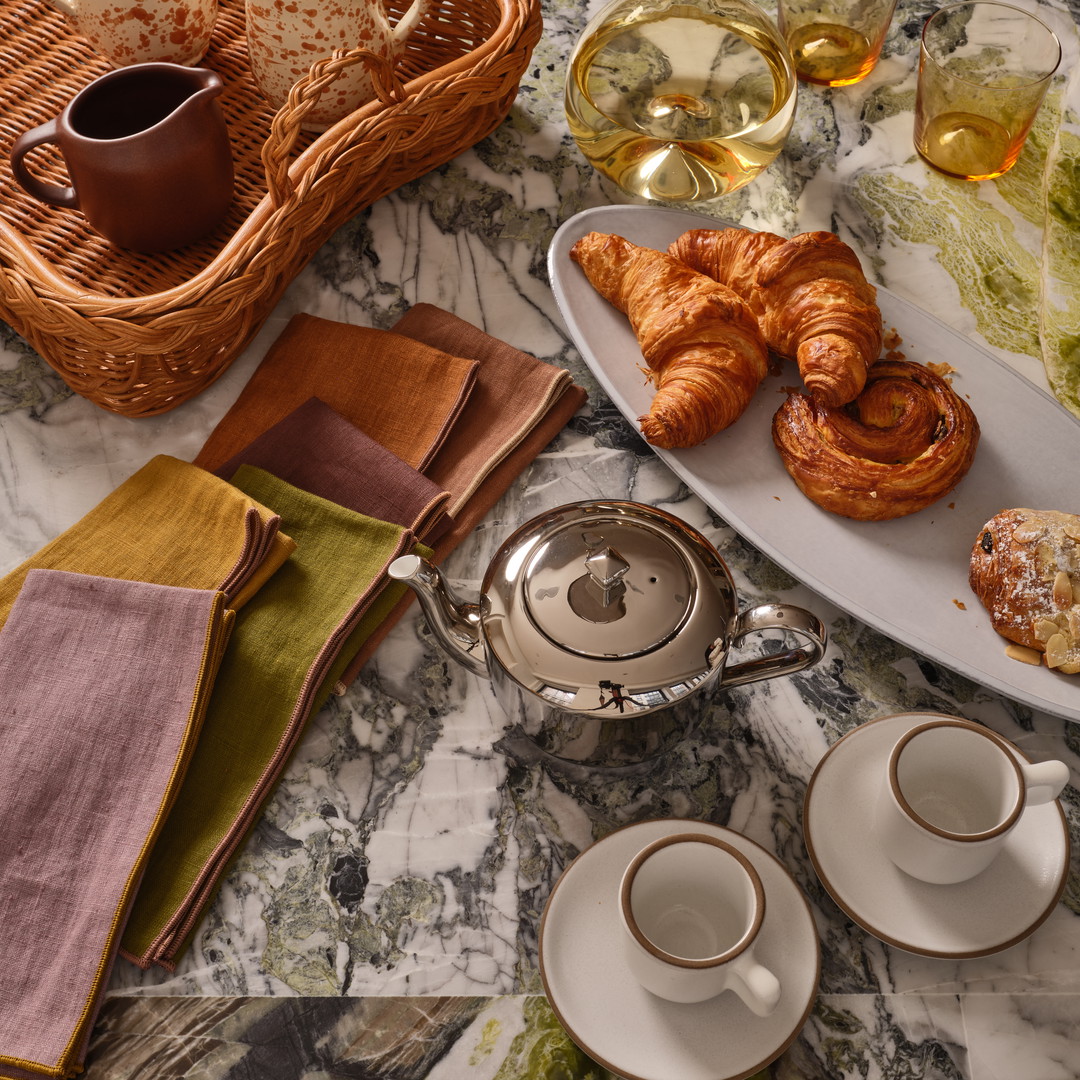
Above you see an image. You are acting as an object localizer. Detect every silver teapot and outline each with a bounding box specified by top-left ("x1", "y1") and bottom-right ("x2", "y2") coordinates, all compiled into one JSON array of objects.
[{"x1": 389, "y1": 501, "x2": 827, "y2": 769}]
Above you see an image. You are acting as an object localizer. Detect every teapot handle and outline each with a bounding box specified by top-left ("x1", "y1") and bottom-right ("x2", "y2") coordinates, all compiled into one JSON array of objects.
[{"x1": 719, "y1": 604, "x2": 827, "y2": 688}]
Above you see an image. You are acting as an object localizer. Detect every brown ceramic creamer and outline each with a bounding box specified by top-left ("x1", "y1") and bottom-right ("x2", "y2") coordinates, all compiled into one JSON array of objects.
[{"x1": 10, "y1": 64, "x2": 234, "y2": 253}]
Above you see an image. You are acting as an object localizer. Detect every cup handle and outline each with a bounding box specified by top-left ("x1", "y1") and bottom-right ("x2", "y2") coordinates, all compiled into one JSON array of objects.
[
  {"x1": 727, "y1": 952, "x2": 782, "y2": 1018},
  {"x1": 719, "y1": 603, "x2": 827, "y2": 688},
  {"x1": 10, "y1": 120, "x2": 78, "y2": 209},
  {"x1": 1021, "y1": 759, "x2": 1070, "y2": 806},
  {"x1": 391, "y1": 0, "x2": 431, "y2": 44}
]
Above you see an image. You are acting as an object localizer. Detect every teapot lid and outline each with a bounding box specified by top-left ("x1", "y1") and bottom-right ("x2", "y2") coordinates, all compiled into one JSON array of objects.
[{"x1": 481, "y1": 501, "x2": 738, "y2": 713}]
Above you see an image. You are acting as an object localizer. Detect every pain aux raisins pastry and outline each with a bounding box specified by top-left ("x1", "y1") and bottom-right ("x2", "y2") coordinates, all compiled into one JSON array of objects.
[
  {"x1": 969, "y1": 508, "x2": 1080, "y2": 673},
  {"x1": 771, "y1": 358, "x2": 980, "y2": 521}
]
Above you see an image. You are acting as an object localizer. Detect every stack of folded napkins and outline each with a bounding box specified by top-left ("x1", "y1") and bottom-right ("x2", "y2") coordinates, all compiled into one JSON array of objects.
[{"x1": 0, "y1": 306, "x2": 586, "y2": 1080}]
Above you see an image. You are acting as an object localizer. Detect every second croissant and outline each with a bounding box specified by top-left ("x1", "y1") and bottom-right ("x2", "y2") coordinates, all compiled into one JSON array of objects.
[{"x1": 569, "y1": 231, "x2": 769, "y2": 449}]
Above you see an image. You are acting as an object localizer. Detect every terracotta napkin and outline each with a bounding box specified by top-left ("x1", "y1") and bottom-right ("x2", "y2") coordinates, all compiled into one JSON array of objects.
[
  {"x1": 0, "y1": 455, "x2": 295, "y2": 628},
  {"x1": 119, "y1": 467, "x2": 420, "y2": 970},
  {"x1": 334, "y1": 304, "x2": 588, "y2": 687},
  {"x1": 193, "y1": 315, "x2": 480, "y2": 474},
  {"x1": 0, "y1": 570, "x2": 232, "y2": 1080},
  {"x1": 213, "y1": 396, "x2": 453, "y2": 541}
]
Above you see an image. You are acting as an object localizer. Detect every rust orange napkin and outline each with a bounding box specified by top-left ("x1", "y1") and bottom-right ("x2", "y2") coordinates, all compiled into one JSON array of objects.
[
  {"x1": 193, "y1": 315, "x2": 480, "y2": 474},
  {"x1": 335, "y1": 304, "x2": 588, "y2": 687},
  {"x1": 0, "y1": 571, "x2": 232, "y2": 1080},
  {"x1": 0, "y1": 455, "x2": 294, "y2": 628}
]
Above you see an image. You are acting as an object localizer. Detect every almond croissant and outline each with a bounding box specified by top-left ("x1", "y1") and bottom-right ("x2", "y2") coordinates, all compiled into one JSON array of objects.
[
  {"x1": 570, "y1": 231, "x2": 769, "y2": 449},
  {"x1": 669, "y1": 228, "x2": 883, "y2": 406}
]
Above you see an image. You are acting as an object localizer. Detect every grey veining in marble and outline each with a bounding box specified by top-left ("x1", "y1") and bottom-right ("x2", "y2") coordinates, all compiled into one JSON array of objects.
[{"x1": 2, "y1": 0, "x2": 1080, "y2": 1076}]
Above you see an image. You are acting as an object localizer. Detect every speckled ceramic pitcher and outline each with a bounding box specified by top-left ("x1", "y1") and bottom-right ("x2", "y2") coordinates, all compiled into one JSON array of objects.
[
  {"x1": 245, "y1": 0, "x2": 431, "y2": 130},
  {"x1": 43, "y1": 0, "x2": 218, "y2": 67}
]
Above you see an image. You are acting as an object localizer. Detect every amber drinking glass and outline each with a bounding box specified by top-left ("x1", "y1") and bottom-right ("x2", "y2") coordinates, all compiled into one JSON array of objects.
[
  {"x1": 777, "y1": 0, "x2": 897, "y2": 86},
  {"x1": 913, "y1": 1, "x2": 1061, "y2": 181}
]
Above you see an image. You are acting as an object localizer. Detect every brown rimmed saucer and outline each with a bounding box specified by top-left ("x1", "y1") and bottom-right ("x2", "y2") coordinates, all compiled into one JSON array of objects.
[
  {"x1": 803, "y1": 712, "x2": 1070, "y2": 958},
  {"x1": 538, "y1": 818, "x2": 820, "y2": 1080}
]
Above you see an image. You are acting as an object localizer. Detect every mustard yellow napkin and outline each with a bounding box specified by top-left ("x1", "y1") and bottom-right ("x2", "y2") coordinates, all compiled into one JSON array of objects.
[
  {"x1": 0, "y1": 455, "x2": 295, "y2": 627},
  {"x1": 119, "y1": 466, "x2": 419, "y2": 969},
  {"x1": 0, "y1": 571, "x2": 232, "y2": 1080}
]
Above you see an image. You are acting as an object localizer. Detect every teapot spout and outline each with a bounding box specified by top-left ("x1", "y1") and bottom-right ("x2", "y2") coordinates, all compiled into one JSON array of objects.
[{"x1": 388, "y1": 554, "x2": 488, "y2": 678}]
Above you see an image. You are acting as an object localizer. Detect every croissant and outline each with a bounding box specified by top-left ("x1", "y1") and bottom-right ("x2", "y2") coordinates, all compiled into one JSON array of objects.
[
  {"x1": 771, "y1": 358, "x2": 980, "y2": 521},
  {"x1": 669, "y1": 228, "x2": 883, "y2": 406},
  {"x1": 969, "y1": 509, "x2": 1080, "y2": 673},
  {"x1": 569, "y1": 231, "x2": 769, "y2": 449}
]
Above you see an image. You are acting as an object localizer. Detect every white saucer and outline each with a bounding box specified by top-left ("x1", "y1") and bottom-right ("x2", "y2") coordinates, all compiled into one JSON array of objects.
[
  {"x1": 538, "y1": 819, "x2": 819, "y2": 1080},
  {"x1": 803, "y1": 713, "x2": 1070, "y2": 958}
]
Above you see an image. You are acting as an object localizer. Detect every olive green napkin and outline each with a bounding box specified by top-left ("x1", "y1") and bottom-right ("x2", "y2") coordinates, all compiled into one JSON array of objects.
[{"x1": 119, "y1": 466, "x2": 420, "y2": 969}]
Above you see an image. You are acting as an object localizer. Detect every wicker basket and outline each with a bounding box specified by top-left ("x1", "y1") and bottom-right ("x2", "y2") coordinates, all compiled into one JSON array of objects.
[{"x1": 0, "y1": 0, "x2": 541, "y2": 417}]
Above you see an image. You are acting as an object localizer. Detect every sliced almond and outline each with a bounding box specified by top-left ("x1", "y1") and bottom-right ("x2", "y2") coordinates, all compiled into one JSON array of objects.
[
  {"x1": 1053, "y1": 571, "x2": 1073, "y2": 608},
  {"x1": 1044, "y1": 633, "x2": 1069, "y2": 669},
  {"x1": 1068, "y1": 610, "x2": 1080, "y2": 639},
  {"x1": 1063, "y1": 520, "x2": 1080, "y2": 543},
  {"x1": 1005, "y1": 642, "x2": 1043, "y2": 666},
  {"x1": 1011, "y1": 521, "x2": 1043, "y2": 543},
  {"x1": 1033, "y1": 618, "x2": 1059, "y2": 642}
]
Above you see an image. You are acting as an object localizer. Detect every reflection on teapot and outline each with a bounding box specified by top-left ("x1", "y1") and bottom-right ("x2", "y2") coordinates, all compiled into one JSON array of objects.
[
  {"x1": 43, "y1": 0, "x2": 218, "y2": 67},
  {"x1": 390, "y1": 500, "x2": 827, "y2": 769},
  {"x1": 245, "y1": 0, "x2": 432, "y2": 130}
]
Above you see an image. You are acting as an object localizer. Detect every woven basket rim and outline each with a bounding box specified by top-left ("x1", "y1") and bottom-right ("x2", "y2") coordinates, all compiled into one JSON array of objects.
[{"x1": 1, "y1": 0, "x2": 529, "y2": 311}]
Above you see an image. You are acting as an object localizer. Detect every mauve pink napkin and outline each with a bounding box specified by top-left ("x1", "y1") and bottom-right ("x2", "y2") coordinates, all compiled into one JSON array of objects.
[
  {"x1": 0, "y1": 570, "x2": 232, "y2": 1080},
  {"x1": 213, "y1": 396, "x2": 453, "y2": 541}
]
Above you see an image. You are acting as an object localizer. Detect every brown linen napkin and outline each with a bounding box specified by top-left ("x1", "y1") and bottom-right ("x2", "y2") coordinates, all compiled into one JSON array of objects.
[
  {"x1": 193, "y1": 315, "x2": 479, "y2": 474},
  {"x1": 333, "y1": 304, "x2": 588, "y2": 689},
  {"x1": 213, "y1": 396, "x2": 453, "y2": 541},
  {"x1": 0, "y1": 571, "x2": 232, "y2": 1080}
]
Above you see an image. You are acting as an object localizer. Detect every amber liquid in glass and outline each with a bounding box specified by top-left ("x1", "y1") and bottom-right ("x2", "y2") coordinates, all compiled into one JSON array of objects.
[
  {"x1": 565, "y1": 7, "x2": 797, "y2": 202},
  {"x1": 914, "y1": 111, "x2": 1019, "y2": 181},
  {"x1": 785, "y1": 22, "x2": 878, "y2": 86}
]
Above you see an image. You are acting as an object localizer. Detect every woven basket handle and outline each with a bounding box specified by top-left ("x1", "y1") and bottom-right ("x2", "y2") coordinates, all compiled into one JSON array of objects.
[{"x1": 262, "y1": 48, "x2": 408, "y2": 208}]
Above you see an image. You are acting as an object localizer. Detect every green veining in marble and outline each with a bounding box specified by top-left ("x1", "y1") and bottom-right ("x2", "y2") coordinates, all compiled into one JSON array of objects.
[
  {"x1": 491, "y1": 997, "x2": 613, "y2": 1079},
  {"x1": 470, "y1": 1016, "x2": 504, "y2": 1066},
  {"x1": 853, "y1": 171, "x2": 1041, "y2": 358},
  {"x1": 1040, "y1": 118, "x2": 1080, "y2": 418}
]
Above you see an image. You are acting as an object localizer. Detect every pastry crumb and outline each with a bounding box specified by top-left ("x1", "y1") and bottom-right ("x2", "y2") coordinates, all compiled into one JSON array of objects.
[
  {"x1": 927, "y1": 361, "x2": 957, "y2": 379},
  {"x1": 953, "y1": 598, "x2": 967, "y2": 610}
]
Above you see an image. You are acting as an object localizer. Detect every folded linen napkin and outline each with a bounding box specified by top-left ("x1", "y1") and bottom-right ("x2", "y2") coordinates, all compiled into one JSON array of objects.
[
  {"x1": 193, "y1": 315, "x2": 480, "y2": 474},
  {"x1": 334, "y1": 304, "x2": 589, "y2": 688},
  {"x1": 0, "y1": 570, "x2": 232, "y2": 1080},
  {"x1": 119, "y1": 466, "x2": 420, "y2": 969},
  {"x1": 0, "y1": 455, "x2": 294, "y2": 628},
  {"x1": 212, "y1": 396, "x2": 453, "y2": 541}
]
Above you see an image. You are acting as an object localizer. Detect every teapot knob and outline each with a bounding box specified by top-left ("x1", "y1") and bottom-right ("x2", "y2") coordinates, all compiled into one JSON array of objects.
[{"x1": 583, "y1": 544, "x2": 630, "y2": 609}]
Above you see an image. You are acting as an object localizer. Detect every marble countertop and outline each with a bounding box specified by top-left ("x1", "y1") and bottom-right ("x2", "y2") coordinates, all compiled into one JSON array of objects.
[{"x1": 2, "y1": 0, "x2": 1079, "y2": 1076}]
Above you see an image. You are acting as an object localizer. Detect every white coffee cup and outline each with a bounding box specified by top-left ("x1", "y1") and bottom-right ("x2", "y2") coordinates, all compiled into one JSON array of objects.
[
  {"x1": 619, "y1": 832, "x2": 782, "y2": 1014},
  {"x1": 873, "y1": 716, "x2": 1070, "y2": 885}
]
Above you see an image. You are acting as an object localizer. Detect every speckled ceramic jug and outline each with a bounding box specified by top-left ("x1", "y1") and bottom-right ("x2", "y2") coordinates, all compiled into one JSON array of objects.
[
  {"x1": 245, "y1": 0, "x2": 431, "y2": 130},
  {"x1": 44, "y1": 0, "x2": 218, "y2": 67}
]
